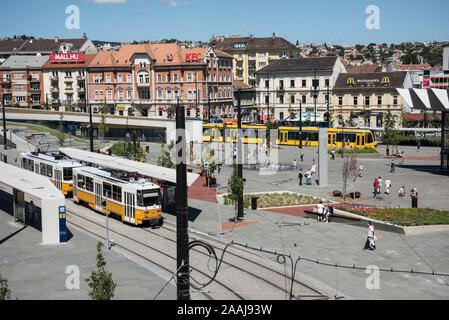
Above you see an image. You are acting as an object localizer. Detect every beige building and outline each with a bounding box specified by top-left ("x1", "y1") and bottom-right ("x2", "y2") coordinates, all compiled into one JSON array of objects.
[
  {"x1": 332, "y1": 72, "x2": 413, "y2": 128},
  {"x1": 210, "y1": 33, "x2": 299, "y2": 86}
]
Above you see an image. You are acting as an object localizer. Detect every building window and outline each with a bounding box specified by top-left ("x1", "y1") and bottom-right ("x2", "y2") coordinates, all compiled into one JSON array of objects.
[
  {"x1": 290, "y1": 95, "x2": 295, "y2": 104},
  {"x1": 279, "y1": 80, "x2": 284, "y2": 89},
  {"x1": 365, "y1": 96, "x2": 370, "y2": 106},
  {"x1": 378, "y1": 96, "x2": 382, "y2": 105},
  {"x1": 302, "y1": 95, "x2": 307, "y2": 104},
  {"x1": 157, "y1": 74, "x2": 162, "y2": 82},
  {"x1": 393, "y1": 96, "x2": 398, "y2": 105},
  {"x1": 325, "y1": 79, "x2": 330, "y2": 87},
  {"x1": 302, "y1": 79, "x2": 307, "y2": 87},
  {"x1": 118, "y1": 75, "x2": 122, "y2": 83},
  {"x1": 106, "y1": 74, "x2": 111, "y2": 83},
  {"x1": 166, "y1": 89, "x2": 172, "y2": 100},
  {"x1": 354, "y1": 96, "x2": 358, "y2": 106},
  {"x1": 173, "y1": 73, "x2": 178, "y2": 82},
  {"x1": 158, "y1": 89, "x2": 162, "y2": 100},
  {"x1": 280, "y1": 112, "x2": 284, "y2": 120},
  {"x1": 107, "y1": 90, "x2": 112, "y2": 100},
  {"x1": 258, "y1": 52, "x2": 266, "y2": 57},
  {"x1": 290, "y1": 79, "x2": 295, "y2": 88},
  {"x1": 166, "y1": 74, "x2": 170, "y2": 82},
  {"x1": 258, "y1": 62, "x2": 266, "y2": 67},
  {"x1": 279, "y1": 94, "x2": 284, "y2": 104},
  {"x1": 339, "y1": 96, "x2": 343, "y2": 106},
  {"x1": 127, "y1": 74, "x2": 131, "y2": 82},
  {"x1": 128, "y1": 90, "x2": 132, "y2": 99},
  {"x1": 265, "y1": 80, "x2": 269, "y2": 88},
  {"x1": 265, "y1": 95, "x2": 269, "y2": 104},
  {"x1": 174, "y1": 89, "x2": 179, "y2": 99}
]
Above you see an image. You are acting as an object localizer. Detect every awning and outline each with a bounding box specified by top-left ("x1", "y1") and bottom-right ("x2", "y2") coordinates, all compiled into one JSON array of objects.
[{"x1": 397, "y1": 88, "x2": 449, "y2": 112}]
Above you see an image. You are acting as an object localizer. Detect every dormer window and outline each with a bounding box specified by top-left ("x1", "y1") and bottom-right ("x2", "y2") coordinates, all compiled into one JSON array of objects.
[{"x1": 234, "y1": 42, "x2": 246, "y2": 49}]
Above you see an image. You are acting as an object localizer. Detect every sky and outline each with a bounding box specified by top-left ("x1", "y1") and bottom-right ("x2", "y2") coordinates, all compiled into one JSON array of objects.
[{"x1": 1, "y1": 0, "x2": 449, "y2": 45}]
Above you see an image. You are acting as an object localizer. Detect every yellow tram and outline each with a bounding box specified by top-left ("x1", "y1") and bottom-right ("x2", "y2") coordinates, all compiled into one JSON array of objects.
[
  {"x1": 73, "y1": 166, "x2": 163, "y2": 226},
  {"x1": 202, "y1": 123, "x2": 377, "y2": 149},
  {"x1": 20, "y1": 152, "x2": 83, "y2": 197}
]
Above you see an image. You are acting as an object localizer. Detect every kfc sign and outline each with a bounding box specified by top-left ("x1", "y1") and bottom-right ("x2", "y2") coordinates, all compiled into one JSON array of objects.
[
  {"x1": 185, "y1": 53, "x2": 201, "y2": 62},
  {"x1": 49, "y1": 52, "x2": 85, "y2": 63}
]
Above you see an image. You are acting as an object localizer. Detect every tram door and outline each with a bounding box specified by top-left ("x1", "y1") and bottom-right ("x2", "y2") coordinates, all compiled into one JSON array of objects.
[
  {"x1": 13, "y1": 189, "x2": 25, "y2": 224},
  {"x1": 356, "y1": 134, "x2": 363, "y2": 148},
  {"x1": 329, "y1": 133, "x2": 337, "y2": 147},
  {"x1": 124, "y1": 192, "x2": 135, "y2": 224},
  {"x1": 95, "y1": 183, "x2": 102, "y2": 212},
  {"x1": 34, "y1": 163, "x2": 39, "y2": 174},
  {"x1": 55, "y1": 170, "x2": 63, "y2": 191}
]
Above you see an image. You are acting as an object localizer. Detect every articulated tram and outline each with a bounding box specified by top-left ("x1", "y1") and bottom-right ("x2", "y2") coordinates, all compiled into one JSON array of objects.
[
  {"x1": 73, "y1": 166, "x2": 163, "y2": 226},
  {"x1": 203, "y1": 123, "x2": 377, "y2": 149},
  {"x1": 20, "y1": 152, "x2": 83, "y2": 197}
]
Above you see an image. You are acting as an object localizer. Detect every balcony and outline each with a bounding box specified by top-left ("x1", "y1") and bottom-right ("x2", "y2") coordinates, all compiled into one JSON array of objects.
[
  {"x1": 31, "y1": 100, "x2": 41, "y2": 106},
  {"x1": 29, "y1": 77, "x2": 40, "y2": 83},
  {"x1": 137, "y1": 82, "x2": 150, "y2": 87},
  {"x1": 65, "y1": 87, "x2": 74, "y2": 93},
  {"x1": 51, "y1": 76, "x2": 59, "y2": 82},
  {"x1": 77, "y1": 75, "x2": 85, "y2": 81},
  {"x1": 78, "y1": 87, "x2": 85, "y2": 93},
  {"x1": 2, "y1": 78, "x2": 11, "y2": 83},
  {"x1": 29, "y1": 88, "x2": 41, "y2": 94},
  {"x1": 64, "y1": 77, "x2": 73, "y2": 83},
  {"x1": 51, "y1": 87, "x2": 59, "y2": 93}
]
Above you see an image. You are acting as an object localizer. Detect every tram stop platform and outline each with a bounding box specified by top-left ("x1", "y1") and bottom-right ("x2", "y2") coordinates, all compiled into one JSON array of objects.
[{"x1": 0, "y1": 209, "x2": 176, "y2": 300}]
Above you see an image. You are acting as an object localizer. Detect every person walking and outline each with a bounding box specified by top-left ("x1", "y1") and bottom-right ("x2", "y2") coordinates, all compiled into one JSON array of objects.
[
  {"x1": 390, "y1": 159, "x2": 395, "y2": 173},
  {"x1": 377, "y1": 176, "x2": 383, "y2": 194},
  {"x1": 417, "y1": 140, "x2": 421, "y2": 152},
  {"x1": 300, "y1": 150, "x2": 304, "y2": 162},
  {"x1": 364, "y1": 222, "x2": 376, "y2": 250},
  {"x1": 385, "y1": 178, "x2": 391, "y2": 195},
  {"x1": 311, "y1": 159, "x2": 316, "y2": 176},
  {"x1": 316, "y1": 201, "x2": 324, "y2": 222},
  {"x1": 359, "y1": 164, "x2": 364, "y2": 177},
  {"x1": 410, "y1": 186, "x2": 418, "y2": 207},
  {"x1": 331, "y1": 149, "x2": 336, "y2": 160},
  {"x1": 298, "y1": 169, "x2": 304, "y2": 186},
  {"x1": 293, "y1": 159, "x2": 297, "y2": 170},
  {"x1": 305, "y1": 137, "x2": 309, "y2": 147},
  {"x1": 373, "y1": 177, "x2": 379, "y2": 198}
]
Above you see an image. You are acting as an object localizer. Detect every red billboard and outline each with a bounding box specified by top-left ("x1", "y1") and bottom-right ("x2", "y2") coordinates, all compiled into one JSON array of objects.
[
  {"x1": 49, "y1": 52, "x2": 85, "y2": 63},
  {"x1": 422, "y1": 78, "x2": 430, "y2": 88}
]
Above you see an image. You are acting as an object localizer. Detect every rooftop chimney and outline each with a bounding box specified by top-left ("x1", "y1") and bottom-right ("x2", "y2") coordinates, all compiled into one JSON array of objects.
[
  {"x1": 273, "y1": 32, "x2": 276, "y2": 39},
  {"x1": 82, "y1": 33, "x2": 87, "y2": 40},
  {"x1": 54, "y1": 36, "x2": 59, "y2": 43}
]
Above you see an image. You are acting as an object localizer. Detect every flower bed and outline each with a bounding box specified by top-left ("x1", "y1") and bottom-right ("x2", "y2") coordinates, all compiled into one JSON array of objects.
[
  {"x1": 336, "y1": 206, "x2": 449, "y2": 226},
  {"x1": 223, "y1": 192, "x2": 329, "y2": 208},
  {"x1": 328, "y1": 147, "x2": 378, "y2": 154}
]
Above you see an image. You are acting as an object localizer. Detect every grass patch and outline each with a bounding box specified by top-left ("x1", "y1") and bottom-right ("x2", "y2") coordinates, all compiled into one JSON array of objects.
[
  {"x1": 110, "y1": 142, "x2": 126, "y2": 156},
  {"x1": 224, "y1": 192, "x2": 329, "y2": 208},
  {"x1": 6, "y1": 122, "x2": 89, "y2": 145},
  {"x1": 328, "y1": 147, "x2": 378, "y2": 154},
  {"x1": 336, "y1": 206, "x2": 449, "y2": 226}
]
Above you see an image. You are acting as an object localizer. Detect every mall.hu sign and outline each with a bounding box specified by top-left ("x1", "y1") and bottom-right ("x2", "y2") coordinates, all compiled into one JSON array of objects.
[
  {"x1": 298, "y1": 112, "x2": 321, "y2": 117},
  {"x1": 49, "y1": 52, "x2": 85, "y2": 63}
]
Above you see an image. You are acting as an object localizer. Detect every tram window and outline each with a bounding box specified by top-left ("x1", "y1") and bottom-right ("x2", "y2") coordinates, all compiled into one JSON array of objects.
[
  {"x1": 367, "y1": 133, "x2": 374, "y2": 143},
  {"x1": 303, "y1": 132, "x2": 318, "y2": 141},
  {"x1": 85, "y1": 177, "x2": 94, "y2": 192},
  {"x1": 138, "y1": 189, "x2": 160, "y2": 207},
  {"x1": 103, "y1": 182, "x2": 112, "y2": 197},
  {"x1": 29, "y1": 160, "x2": 34, "y2": 171},
  {"x1": 40, "y1": 164, "x2": 46, "y2": 176},
  {"x1": 77, "y1": 174, "x2": 85, "y2": 188},
  {"x1": 63, "y1": 168, "x2": 73, "y2": 181},
  {"x1": 113, "y1": 185, "x2": 122, "y2": 202},
  {"x1": 288, "y1": 131, "x2": 299, "y2": 141},
  {"x1": 47, "y1": 165, "x2": 53, "y2": 178},
  {"x1": 347, "y1": 134, "x2": 356, "y2": 143}
]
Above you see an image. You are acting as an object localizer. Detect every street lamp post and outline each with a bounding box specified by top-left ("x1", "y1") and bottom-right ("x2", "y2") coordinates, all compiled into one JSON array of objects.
[
  {"x1": 299, "y1": 99, "x2": 303, "y2": 149},
  {"x1": 175, "y1": 97, "x2": 190, "y2": 300},
  {"x1": 313, "y1": 70, "x2": 318, "y2": 126},
  {"x1": 2, "y1": 93, "x2": 7, "y2": 149},
  {"x1": 237, "y1": 89, "x2": 244, "y2": 220},
  {"x1": 89, "y1": 104, "x2": 94, "y2": 152}
]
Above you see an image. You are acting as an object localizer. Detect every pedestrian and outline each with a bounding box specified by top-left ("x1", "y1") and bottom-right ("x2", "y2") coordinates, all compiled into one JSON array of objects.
[
  {"x1": 316, "y1": 201, "x2": 324, "y2": 222},
  {"x1": 311, "y1": 159, "x2": 316, "y2": 176},
  {"x1": 305, "y1": 169, "x2": 312, "y2": 185},
  {"x1": 377, "y1": 176, "x2": 383, "y2": 194},
  {"x1": 373, "y1": 177, "x2": 379, "y2": 198},
  {"x1": 331, "y1": 149, "x2": 336, "y2": 160},
  {"x1": 305, "y1": 137, "x2": 309, "y2": 147},
  {"x1": 300, "y1": 150, "x2": 304, "y2": 161},
  {"x1": 293, "y1": 159, "x2": 297, "y2": 170},
  {"x1": 364, "y1": 222, "x2": 376, "y2": 250},
  {"x1": 400, "y1": 151, "x2": 406, "y2": 164},
  {"x1": 298, "y1": 169, "x2": 304, "y2": 186},
  {"x1": 398, "y1": 186, "x2": 406, "y2": 197},
  {"x1": 385, "y1": 178, "x2": 391, "y2": 195},
  {"x1": 417, "y1": 140, "x2": 421, "y2": 152},
  {"x1": 390, "y1": 159, "x2": 395, "y2": 173},
  {"x1": 359, "y1": 164, "x2": 364, "y2": 177}
]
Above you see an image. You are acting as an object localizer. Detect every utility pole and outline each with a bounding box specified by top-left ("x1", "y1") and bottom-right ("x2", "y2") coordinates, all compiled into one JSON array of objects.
[
  {"x1": 266, "y1": 72, "x2": 269, "y2": 124},
  {"x1": 341, "y1": 105, "x2": 345, "y2": 159},
  {"x1": 237, "y1": 89, "x2": 244, "y2": 220},
  {"x1": 89, "y1": 104, "x2": 94, "y2": 152},
  {"x1": 2, "y1": 94, "x2": 7, "y2": 149},
  {"x1": 326, "y1": 85, "x2": 330, "y2": 127},
  {"x1": 313, "y1": 69, "x2": 318, "y2": 126},
  {"x1": 175, "y1": 97, "x2": 190, "y2": 300},
  {"x1": 299, "y1": 99, "x2": 303, "y2": 149},
  {"x1": 106, "y1": 191, "x2": 110, "y2": 251}
]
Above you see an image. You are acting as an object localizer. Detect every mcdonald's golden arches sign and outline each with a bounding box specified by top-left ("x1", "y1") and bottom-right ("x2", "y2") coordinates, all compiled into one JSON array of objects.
[
  {"x1": 381, "y1": 76, "x2": 390, "y2": 84},
  {"x1": 347, "y1": 77, "x2": 355, "y2": 85}
]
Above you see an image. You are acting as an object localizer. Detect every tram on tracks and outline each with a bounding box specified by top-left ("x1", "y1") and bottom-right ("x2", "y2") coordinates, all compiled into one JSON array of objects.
[
  {"x1": 73, "y1": 166, "x2": 163, "y2": 227},
  {"x1": 20, "y1": 152, "x2": 82, "y2": 197},
  {"x1": 203, "y1": 123, "x2": 377, "y2": 149}
]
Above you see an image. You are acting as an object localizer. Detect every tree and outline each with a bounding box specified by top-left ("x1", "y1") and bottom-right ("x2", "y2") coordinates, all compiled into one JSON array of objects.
[
  {"x1": 382, "y1": 108, "x2": 401, "y2": 155},
  {"x1": 85, "y1": 241, "x2": 116, "y2": 300},
  {"x1": 56, "y1": 113, "x2": 66, "y2": 147},
  {"x1": 288, "y1": 103, "x2": 296, "y2": 120},
  {"x1": 227, "y1": 164, "x2": 244, "y2": 220},
  {"x1": 0, "y1": 274, "x2": 11, "y2": 300},
  {"x1": 98, "y1": 114, "x2": 109, "y2": 148},
  {"x1": 342, "y1": 150, "x2": 358, "y2": 201},
  {"x1": 157, "y1": 140, "x2": 175, "y2": 168}
]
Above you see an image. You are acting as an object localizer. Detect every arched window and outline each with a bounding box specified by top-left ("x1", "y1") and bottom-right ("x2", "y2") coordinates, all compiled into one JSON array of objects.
[{"x1": 279, "y1": 112, "x2": 284, "y2": 120}]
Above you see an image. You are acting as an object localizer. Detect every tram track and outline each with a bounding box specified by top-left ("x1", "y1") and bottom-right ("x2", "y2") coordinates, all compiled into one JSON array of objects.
[{"x1": 66, "y1": 202, "x2": 327, "y2": 300}]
